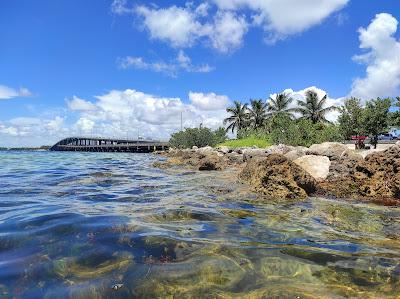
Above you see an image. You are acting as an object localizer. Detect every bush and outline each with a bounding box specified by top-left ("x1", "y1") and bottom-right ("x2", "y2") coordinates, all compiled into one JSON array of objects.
[
  {"x1": 237, "y1": 115, "x2": 343, "y2": 147},
  {"x1": 268, "y1": 118, "x2": 342, "y2": 147},
  {"x1": 169, "y1": 127, "x2": 227, "y2": 149}
]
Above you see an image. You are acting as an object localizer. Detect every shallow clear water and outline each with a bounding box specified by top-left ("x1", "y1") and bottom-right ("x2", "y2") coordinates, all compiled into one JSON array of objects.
[{"x1": 0, "y1": 151, "x2": 400, "y2": 298}]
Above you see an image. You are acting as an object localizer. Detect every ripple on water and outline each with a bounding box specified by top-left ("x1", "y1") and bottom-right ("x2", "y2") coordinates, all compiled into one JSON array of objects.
[{"x1": 0, "y1": 151, "x2": 400, "y2": 298}]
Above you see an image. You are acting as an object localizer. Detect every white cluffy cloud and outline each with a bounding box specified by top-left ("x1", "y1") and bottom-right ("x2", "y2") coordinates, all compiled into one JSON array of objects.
[
  {"x1": 189, "y1": 91, "x2": 229, "y2": 110},
  {"x1": 67, "y1": 89, "x2": 230, "y2": 140},
  {"x1": 113, "y1": 0, "x2": 348, "y2": 51},
  {"x1": 0, "y1": 116, "x2": 66, "y2": 141},
  {"x1": 66, "y1": 95, "x2": 97, "y2": 111},
  {"x1": 351, "y1": 13, "x2": 400, "y2": 100},
  {"x1": 118, "y1": 50, "x2": 214, "y2": 76},
  {"x1": 213, "y1": 0, "x2": 349, "y2": 42},
  {"x1": 270, "y1": 86, "x2": 344, "y2": 123},
  {"x1": 0, "y1": 88, "x2": 228, "y2": 145},
  {"x1": 0, "y1": 85, "x2": 32, "y2": 100},
  {"x1": 135, "y1": 4, "x2": 248, "y2": 53}
]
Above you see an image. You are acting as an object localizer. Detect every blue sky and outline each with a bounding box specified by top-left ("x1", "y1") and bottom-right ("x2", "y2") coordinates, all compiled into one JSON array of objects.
[{"x1": 0, "y1": 0, "x2": 399, "y2": 146}]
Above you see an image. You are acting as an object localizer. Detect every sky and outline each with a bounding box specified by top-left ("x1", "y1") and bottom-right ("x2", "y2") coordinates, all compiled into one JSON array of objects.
[{"x1": 0, "y1": 0, "x2": 399, "y2": 146}]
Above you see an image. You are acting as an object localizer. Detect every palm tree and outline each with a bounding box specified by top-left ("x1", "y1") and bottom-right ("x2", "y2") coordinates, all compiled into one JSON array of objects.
[
  {"x1": 248, "y1": 99, "x2": 268, "y2": 129},
  {"x1": 223, "y1": 101, "x2": 249, "y2": 133},
  {"x1": 296, "y1": 90, "x2": 338, "y2": 124},
  {"x1": 267, "y1": 92, "x2": 296, "y2": 119}
]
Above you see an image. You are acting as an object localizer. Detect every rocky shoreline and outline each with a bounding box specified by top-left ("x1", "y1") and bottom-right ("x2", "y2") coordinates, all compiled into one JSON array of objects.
[{"x1": 154, "y1": 142, "x2": 400, "y2": 205}]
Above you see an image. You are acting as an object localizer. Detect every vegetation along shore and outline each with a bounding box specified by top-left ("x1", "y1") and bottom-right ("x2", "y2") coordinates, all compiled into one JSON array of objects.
[{"x1": 158, "y1": 92, "x2": 400, "y2": 205}]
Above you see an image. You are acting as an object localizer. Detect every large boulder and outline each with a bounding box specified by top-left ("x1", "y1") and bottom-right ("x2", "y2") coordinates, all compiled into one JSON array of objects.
[
  {"x1": 266, "y1": 144, "x2": 294, "y2": 155},
  {"x1": 319, "y1": 145, "x2": 400, "y2": 202},
  {"x1": 293, "y1": 155, "x2": 331, "y2": 181},
  {"x1": 197, "y1": 146, "x2": 215, "y2": 154},
  {"x1": 326, "y1": 150, "x2": 364, "y2": 180},
  {"x1": 226, "y1": 152, "x2": 244, "y2": 165},
  {"x1": 307, "y1": 142, "x2": 348, "y2": 160},
  {"x1": 198, "y1": 154, "x2": 226, "y2": 171},
  {"x1": 239, "y1": 154, "x2": 317, "y2": 200},
  {"x1": 284, "y1": 147, "x2": 308, "y2": 161},
  {"x1": 242, "y1": 148, "x2": 268, "y2": 161},
  {"x1": 217, "y1": 146, "x2": 231, "y2": 154}
]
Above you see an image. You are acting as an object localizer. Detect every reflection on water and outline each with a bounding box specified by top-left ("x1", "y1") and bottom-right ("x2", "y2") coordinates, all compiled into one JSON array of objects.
[{"x1": 0, "y1": 151, "x2": 400, "y2": 298}]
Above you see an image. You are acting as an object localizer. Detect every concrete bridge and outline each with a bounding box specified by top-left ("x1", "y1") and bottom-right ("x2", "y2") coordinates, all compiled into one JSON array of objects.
[{"x1": 50, "y1": 137, "x2": 169, "y2": 153}]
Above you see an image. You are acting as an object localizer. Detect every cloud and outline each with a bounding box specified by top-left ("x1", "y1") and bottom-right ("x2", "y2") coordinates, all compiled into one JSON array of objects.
[
  {"x1": 351, "y1": 13, "x2": 400, "y2": 100},
  {"x1": 135, "y1": 4, "x2": 209, "y2": 48},
  {"x1": 66, "y1": 95, "x2": 97, "y2": 111},
  {"x1": 213, "y1": 0, "x2": 349, "y2": 42},
  {"x1": 0, "y1": 116, "x2": 66, "y2": 143},
  {"x1": 189, "y1": 91, "x2": 229, "y2": 110},
  {"x1": 111, "y1": 0, "x2": 133, "y2": 15},
  {"x1": 132, "y1": 3, "x2": 248, "y2": 53},
  {"x1": 269, "y1": 86, "x2": 344, "y2": 123},
  {"x1": 209, "y1": 10, "x2": 248, "y2": 52},
  {"x1": 0, "y1": 85, "x2": 33, "y2": 100},
  {"x1": 118, "y1": 50, "x2": 214, "y2": 76},
  {"x1": 65, "y1": 89, "x2": 230, "y2": 140},
  {"x1": 75, "y1": 117, "x2": 95, "y2": 133},
  {"x1": 119, "y1": 1, "x2": 348, "y2": 52}
]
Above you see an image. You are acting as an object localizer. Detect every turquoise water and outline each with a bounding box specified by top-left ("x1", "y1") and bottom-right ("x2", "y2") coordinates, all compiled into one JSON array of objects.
[{"x1": 0, "y1": 151, "x2": 400, "y2": 298}]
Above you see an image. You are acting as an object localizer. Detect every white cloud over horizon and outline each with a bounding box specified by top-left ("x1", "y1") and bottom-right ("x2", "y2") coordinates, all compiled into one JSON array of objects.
[
  {"x1": 0, "y1": 85, "x2": 33, "y2": 100},
  {"x1": 269, "y1": 86, "x2": 344, "y2": 123},
  {"x1": 351, "y1": 13, "x2": 400, "y2": 101},
  {"x1": 0, "y1": 88, "x2": 232, "y2": 146}
]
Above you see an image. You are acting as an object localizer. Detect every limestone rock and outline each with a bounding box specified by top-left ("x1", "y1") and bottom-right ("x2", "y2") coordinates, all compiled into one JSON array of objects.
[
  {"x1": 307, "y1": 142, "x2": 348, "y2": 160},
  {"x1": 239, "y1": 154, "x2": 317, "y2": 199},
  {"x1": 320, "y1": 145, "x2": 400, "y2": 202},
  {"x1": 242, "y1": 148, "x2": 268, "y2": 161},
  {"x1": 294, "y1": 155, "x2": 331, "y2": 180},
  {"x1": 226, "y1": 152, "x2": 244, "y2": 165},
  {"x1": 217, "y1": 146, "x2": 231, "y2": 154},
  {"x1": 265, "y1": 144, "x2": 294, "y2": 155},
  {"x1": 285, "y1": 147, "x2": 307, "y2": 161}
]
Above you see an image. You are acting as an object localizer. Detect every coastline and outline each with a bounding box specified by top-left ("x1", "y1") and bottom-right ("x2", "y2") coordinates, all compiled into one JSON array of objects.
[{"x1": 154, "y1": 141, "x2": 400, "y2": 206}]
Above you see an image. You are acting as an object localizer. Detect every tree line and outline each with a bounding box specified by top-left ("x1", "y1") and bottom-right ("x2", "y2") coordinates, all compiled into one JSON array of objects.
[{"x1": 224, "y1": 91, "x2": 399, "y2": 148}]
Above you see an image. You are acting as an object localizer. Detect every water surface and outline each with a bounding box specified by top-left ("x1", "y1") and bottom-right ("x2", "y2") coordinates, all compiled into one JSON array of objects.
[{"x1": 0, "y1": 151, "x2": 399, "y2": 298}]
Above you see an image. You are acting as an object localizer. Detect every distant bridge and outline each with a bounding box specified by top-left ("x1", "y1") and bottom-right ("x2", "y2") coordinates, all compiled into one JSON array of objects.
[{"x1": 50, "y1": 137, "x2": 169, "y2": 153}]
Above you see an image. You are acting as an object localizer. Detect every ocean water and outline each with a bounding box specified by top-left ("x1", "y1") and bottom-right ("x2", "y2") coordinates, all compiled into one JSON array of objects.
[{"x1": 0, "y1": 151, "x2": 400, "y2": 298}]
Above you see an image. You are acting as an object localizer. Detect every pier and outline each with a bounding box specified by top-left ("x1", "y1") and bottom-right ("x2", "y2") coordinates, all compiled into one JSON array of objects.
[{"x1": 50, "y1": 137, "x2": 169, "y2": 153}]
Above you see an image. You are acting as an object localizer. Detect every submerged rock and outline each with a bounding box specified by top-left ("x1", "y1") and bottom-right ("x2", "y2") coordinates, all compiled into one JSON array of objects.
[
  {"x1": 239, "y1": 154, "x2": 317, "y2": 200},
  {"x1": 294, "y1": 155, "x2": 331, "y2": 181}
]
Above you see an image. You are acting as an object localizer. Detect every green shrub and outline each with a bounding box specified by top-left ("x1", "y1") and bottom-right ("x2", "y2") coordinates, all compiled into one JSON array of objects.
[
  {"x1": 237, "y1": 114, "x2": 342, "y2": 147},
  {"x1": 268, "y1": 118, "x2": 342, "y2": 147},
  {"x1": 169, "y1": 127, "x2": 227, "y2": 149}
]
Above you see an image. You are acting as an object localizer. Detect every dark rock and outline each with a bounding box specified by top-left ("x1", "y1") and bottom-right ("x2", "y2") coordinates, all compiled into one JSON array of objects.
[
  {"x1": 238, "y1": 154, "x2": 317, "y2": 200},
  {"x1": 319, "y1": 145, "x2": 400, "y2": 203}
]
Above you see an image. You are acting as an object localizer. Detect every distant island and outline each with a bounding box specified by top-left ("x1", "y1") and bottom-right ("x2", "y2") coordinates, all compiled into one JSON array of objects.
[{"x1": 0, "y1": 145, "x2": 51, "y2": 151}]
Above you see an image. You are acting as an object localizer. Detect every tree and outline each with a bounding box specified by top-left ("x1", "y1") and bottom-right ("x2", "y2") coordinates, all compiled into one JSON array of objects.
[
  {"x1": 248, "y1": 99, "x2": 268, "y2": 129},
  {"x1": 362, "y1": 97, "x2": 391, "y2": 149},
  {"x1": 338, "y1": 97, "x2": 365, "y2": 140},
  {"x1": 296, "y1": 90, "x2": 338, "y2": 124},
  {"x1": 224, "y1": 101, "x2": 249, "y2": 133},
  {"x1": 267, "y1": 92, "x2": 296, "y2": 119},
  {"x1": 169, "y1": 127, "x2": 226, "y2": 149},
  {"x1": 388, "y1": 96, "x2": 400, "y2": 127}
]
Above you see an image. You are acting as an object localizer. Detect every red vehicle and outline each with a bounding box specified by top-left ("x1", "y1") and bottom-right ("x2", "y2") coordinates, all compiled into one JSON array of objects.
[{"x1": 351, "y1": 135, "x2": 368, "y2": 149}]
